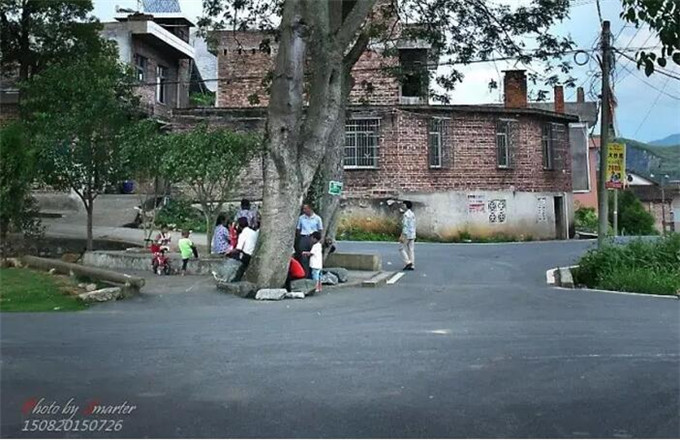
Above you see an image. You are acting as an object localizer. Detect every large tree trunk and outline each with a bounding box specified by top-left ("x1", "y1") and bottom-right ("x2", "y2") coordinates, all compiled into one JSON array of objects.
[
  {"x1": 245, "y1": 0, "x2": 308, "y2": 288},
  {"x1": 317, "y1": 106, "x2": 346, "y2": 246},
  {"x1": 245, "y1": 0, "x2": 376, "y2": 288}
]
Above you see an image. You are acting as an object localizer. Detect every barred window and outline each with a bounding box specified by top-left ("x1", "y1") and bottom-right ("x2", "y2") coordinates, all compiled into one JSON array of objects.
[
  {"x1": 134, "y1": 54, "x2": 147, "y2": 82},
  {"x1": 156, "y1": 66, "x2": 168, "y2": 104},
  {"x1": 542, "y1": 123, "x2": 555, "y2": 170},
  {"x1": 344, "y1": 119, "x2": 380, "y2": 169},
  {"x1": 429, "y1": 118, "x2": 443, "y2": 168},
  {"x1": 496, "y1": 120, "x2": 512, "y2": 168}
]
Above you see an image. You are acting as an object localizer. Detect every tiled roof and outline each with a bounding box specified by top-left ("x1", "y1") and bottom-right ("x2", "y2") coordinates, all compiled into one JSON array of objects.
[{"x1": 142, "y1": 0, "x2": 181, "y2": 13}]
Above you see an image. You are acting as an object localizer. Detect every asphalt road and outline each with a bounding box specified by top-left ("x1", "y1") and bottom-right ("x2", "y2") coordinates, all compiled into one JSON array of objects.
[{"x1": 1, "y1": 240, "x2": 678, "y2": 438}]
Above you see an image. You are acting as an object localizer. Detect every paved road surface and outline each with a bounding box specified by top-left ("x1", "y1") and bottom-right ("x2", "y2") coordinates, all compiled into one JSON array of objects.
[{"x1": 1, "y1": 240, "x2": 678, "y2": 438}]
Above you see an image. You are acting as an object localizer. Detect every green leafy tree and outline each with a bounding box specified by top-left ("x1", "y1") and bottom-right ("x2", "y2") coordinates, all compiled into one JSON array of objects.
[
  {"x1": 0, "y1": 122, "x2": 43, "y2": 245},
  {"x1": 0, "y1": 0, "x2": 102, "y2": 81},
  {"x1": 609, "y1": 190, "x2": 657, "y2": 236},
  {"x1": 21, "y1": 45, "x2": 140, "y2": 250},
  {"x1": 120, "y1": 120, "x2": 169, "y2": 241},
  {"x1": 620, "y1": 0, "x2": 680, "y2": 75},
  {"x1": 161, "y1": 124, "x2": 260, "y2": 250}
]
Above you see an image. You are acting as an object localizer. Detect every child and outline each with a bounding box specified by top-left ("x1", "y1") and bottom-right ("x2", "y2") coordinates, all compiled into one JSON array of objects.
[
  {"x1": 155, "y1": 224, "x2": 171, "y2": 252},
  {"x1": 177, "y1": 229, "x2": 197, "y2": 276},
  {"x1": 303, "y1": 231, "x2": 323, "y2": 293}
]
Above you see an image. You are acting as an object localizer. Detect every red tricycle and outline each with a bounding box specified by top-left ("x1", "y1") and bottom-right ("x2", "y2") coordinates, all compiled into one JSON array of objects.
[{"x1": 149, "y1": 242, "x2": 172, "y2": 275}]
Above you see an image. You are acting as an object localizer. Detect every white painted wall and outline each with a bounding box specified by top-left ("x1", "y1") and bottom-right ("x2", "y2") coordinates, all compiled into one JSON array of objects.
[{"x1": 342, "y1": 190, "x2": 574, "y2": 240}]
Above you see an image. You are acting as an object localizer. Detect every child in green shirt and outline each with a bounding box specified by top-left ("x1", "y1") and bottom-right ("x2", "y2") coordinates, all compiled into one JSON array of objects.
[{"x1": 177, "y1": 229, "x2": 197, "y2": 276}]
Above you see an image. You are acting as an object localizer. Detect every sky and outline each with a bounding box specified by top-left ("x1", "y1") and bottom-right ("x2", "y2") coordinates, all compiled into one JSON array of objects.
[{"x1": 93, "y1": 0, "x2": 680, "y2": 144}]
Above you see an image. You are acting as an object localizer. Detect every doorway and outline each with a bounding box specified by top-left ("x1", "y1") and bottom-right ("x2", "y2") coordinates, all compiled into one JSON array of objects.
[{"x1": 554, "y1": 196, "x2": 566, "y2": 239}]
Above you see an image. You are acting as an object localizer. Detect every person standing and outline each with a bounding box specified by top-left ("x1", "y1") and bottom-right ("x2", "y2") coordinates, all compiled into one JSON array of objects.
[
  {"x1": 399, "y1": 201, "x2": 416, "y2": 271},
  {"x1": 296, "y1": 204, "x2": 323, "y2": 277},
  {"x1": 234, "y1": 199, "x2": 258, "y2": 229},
  {"x1": 303, "y1": 231, "x2": 324, "y2": 293}
]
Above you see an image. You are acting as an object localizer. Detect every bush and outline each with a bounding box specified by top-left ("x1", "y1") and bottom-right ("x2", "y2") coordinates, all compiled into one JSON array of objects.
[
  {"x1": 609, "y1": 190, "x2": 657, "y2": 235},
  {"x1": 572, "y1": 234, "x2": 680, "y2": 295},
  {"x1": 575, "y1": 206, "x2": 598, "y2": 233},
  {"x1": 155, "y1": 198, "x2": 206, "y2": 232}
]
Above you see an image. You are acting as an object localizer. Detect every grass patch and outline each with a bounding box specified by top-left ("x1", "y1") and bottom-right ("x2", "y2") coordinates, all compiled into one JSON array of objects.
[
  {"x1": 572, "y1": 234, "x2": 680, "y2": 296},
  {"x1": 0, "y1": 268, "x2": 87, "y2": 312}
]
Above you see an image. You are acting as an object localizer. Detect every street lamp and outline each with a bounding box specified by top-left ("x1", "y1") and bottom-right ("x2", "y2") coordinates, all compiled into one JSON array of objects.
[{"x1": 650, "y1": 174, "x2": 670, "y2": 235}]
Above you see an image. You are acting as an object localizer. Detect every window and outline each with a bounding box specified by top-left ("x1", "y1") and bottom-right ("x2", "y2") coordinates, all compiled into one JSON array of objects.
[
  {"x1": 496, "y1": 120, "x2": 513, "y2": 168},
  {"x1": 134, "y1": 54, "x2": 147, "y2": 82},
  {"x1": 542, "y1": 123, "x2": 555, "y2": 170},
  {"x1": 429, "y1": 118, "x2": 444, "y2": 168},
  {"x1": 399, "y1": 49, "x2": 428, "y2": 99},
  {"x1": 156, "y1": 66, "x2": 167, "y2": 104},
  {"x1": 344, "y1": 119, "x2": 380, "y2": 169}
]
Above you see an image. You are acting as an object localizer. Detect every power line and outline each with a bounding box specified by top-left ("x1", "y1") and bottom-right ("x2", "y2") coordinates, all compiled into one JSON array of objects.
[
  {"x1": 633, "y1": 75, "x2": 672, "y2": 137},
  {"x1": 617, "y1": 62, "x2": 680, "y2": 100},
  {"x1": 614, "y1": 49, "x2": 680, "y2": 81}
]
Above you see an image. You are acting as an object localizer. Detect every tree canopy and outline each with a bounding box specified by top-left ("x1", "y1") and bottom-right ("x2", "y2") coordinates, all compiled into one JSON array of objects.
[{"x1": 0, "y1": 0, "x2": 102, "y2": 80}]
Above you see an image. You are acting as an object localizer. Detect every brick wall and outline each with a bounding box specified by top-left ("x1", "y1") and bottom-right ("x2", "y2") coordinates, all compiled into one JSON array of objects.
[
  {"x1": 171, "y1": 107, "x2": 573, "y2": 201},
  {"x1": 215, "y1": 32, "x2": 275, "y2": 108},
  {"x1": 344, "y1": 108, "x2": 573, "y2": 198}
]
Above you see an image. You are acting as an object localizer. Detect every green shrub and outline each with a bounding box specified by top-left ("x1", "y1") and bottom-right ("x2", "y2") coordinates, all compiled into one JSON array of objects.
[
  {"x1": 575, "y1": 206, "x2": 598, "y2": 233},
  {"x1": 156, "y1": 198, "x2": 206, "y2": 232},
  {"x1": 609, "y1": 190, "x2": 658, "y2": 235},
  {"x1": 572, "y1": 234, "x2": 680, "y2": 295}
]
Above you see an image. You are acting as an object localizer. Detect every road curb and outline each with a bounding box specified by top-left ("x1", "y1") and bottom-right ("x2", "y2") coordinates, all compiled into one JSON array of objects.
[{"x1": 547, "y1": 266, "x2": 680, "y2": 300}]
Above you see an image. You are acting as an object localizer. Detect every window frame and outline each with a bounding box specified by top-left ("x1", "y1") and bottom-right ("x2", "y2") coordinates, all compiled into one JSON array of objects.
[
  {"x1": 134, "y1": 54, "x2": 147, "y2": 82},
  {"x1": 428, "y1": 118, "x2": 444, "y2": 169},
  {"x1": 496, "y1": 119, "x2": 513, "y2": 169},
  {"x1": 343, "y1": 118, "x2": 381, "y2": 170},
  {"x1": 156, "y1": 65, "x2": 168, "y2": 104},
  {"x1": 542, "y1": 122, "x2": 555, "y2": 170}
]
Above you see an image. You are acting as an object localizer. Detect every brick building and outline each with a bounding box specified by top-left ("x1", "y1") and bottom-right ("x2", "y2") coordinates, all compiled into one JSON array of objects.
[
  {"x1": 174, "y1": 26, "x2": 585, "y2": 240},
  {"x1": 101, "y1": 0, "x2": 195, "y2": 119}
]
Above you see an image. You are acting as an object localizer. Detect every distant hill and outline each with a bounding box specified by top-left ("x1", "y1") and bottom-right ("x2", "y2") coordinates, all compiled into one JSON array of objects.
[
  {"x1": 648, "y1": 133, "x2": 680, "y2": 147},
  {"x1": 617, "y1": 137, "x2": 680, "y2": 181}
]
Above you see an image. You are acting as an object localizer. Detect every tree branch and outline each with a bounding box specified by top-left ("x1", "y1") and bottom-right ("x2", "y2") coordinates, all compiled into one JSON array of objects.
[{"x1": 335, "y1": 0, "x2": 378, "y2": 50}]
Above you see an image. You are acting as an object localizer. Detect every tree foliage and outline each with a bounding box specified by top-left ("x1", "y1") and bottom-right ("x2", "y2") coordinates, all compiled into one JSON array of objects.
[
  {"x1": 161, "y1": 124, "x2": 260, "y2": 250},
  {"x1": 620, "y1": 0, "x2": 680, "y2": 76},
  {"x1": 609, "y1": 190, "x2": 658, "y2": 236},
  {"x1": 21, "y1": 45, "x2": 140, "y2": 249},
  {"x1": 0, "y1": 122, "x2": 43, "y2": 243},
  {"x1": 0, "y1": 0, "x2": 102, "y2": 80}
]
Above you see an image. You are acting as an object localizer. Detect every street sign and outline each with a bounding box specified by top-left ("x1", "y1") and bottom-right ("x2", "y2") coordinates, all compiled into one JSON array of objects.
[
  {"x1": 328, "y1": 180, "x2": 343, "y2": 196},
  {"x1": 605, "y1": 142, "x2": 626, "y2": 189}
]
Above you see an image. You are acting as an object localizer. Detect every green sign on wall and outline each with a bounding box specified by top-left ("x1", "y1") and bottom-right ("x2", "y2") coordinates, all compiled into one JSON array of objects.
[{"x1": 328, "y1": 180, "x2": 343, "y2": 196}]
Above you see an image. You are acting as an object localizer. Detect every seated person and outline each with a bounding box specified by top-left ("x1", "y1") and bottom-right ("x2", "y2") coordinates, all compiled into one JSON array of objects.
[
  {"x1": 228, "y1": 217, "x2": 258, "y2": 266},
  {"x1": 211, "y1": 215, "x2": 230, "y2": 255}
]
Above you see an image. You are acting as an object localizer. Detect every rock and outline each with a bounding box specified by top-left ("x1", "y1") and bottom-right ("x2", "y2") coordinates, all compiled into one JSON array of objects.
[
  {"x1": 85, "y1": 283, "x2": 98, "y2": 292},
  {"x1": 217, "y1": 281, "x2": 257, "y2": 298},
  {"x1": 325, "y1": 267, "x2": 349, "y2": 283},
  {"x1": 48, "y1": 268, "x2": 57, "y2": 275},
  {"x1": 321, "y1": 271, "x2": 339, "y2": 285},
  {"x1": 4, "y1": 258, "x2": 23, "y2": 268},
  {"x1": 212, "y1": 259, "x2": 244, "y2": 284},
  {"x1": 78, "y1": 287, "x2": 122, "y2": 303},
  {"x1": 290, "y1": 279, "x2": 316, "y2": 295},
  {"x1": 285, "y1": 291, "x2": 305, "y2": 299},
  {"x1": 255, "y1": 288, "x2": 287, "y2": 301}
]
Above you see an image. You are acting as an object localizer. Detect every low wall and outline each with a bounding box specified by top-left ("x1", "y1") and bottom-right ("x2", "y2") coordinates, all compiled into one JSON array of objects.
[
  {"x1": 84, "y1": 251, "x2": 382, "y2": 276},
  {"x1": 83, "y1": 250, "x2": 226, "y2": 276}
]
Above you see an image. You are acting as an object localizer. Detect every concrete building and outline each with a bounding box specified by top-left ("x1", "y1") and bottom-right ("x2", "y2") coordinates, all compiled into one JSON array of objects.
[
  {"x1": 100, "y1": 0, "x2": 195, "y2": 119},
  {"x1": 174, "y1": 21, "x2": 589, "y2": 240},
  {"x1": 627, "y1": 172, "x2": 679, "y2": 233}
]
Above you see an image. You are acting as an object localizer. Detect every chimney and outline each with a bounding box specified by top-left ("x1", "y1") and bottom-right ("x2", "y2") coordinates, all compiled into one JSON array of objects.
[
  {"x1": 503, "y1": 70, "x2": 527, "y2": 108},
  {"x1": 554, "y1": 85, "x2": 564, "y2": 113},
  {"x1": 576, "y1": 86, "x2": 585, "y2": 103}
]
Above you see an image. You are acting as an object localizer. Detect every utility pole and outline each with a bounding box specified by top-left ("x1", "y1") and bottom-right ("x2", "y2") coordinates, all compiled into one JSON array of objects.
[{"x1": 597, "y1": 20, "x2": 612, "y2": 248}]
